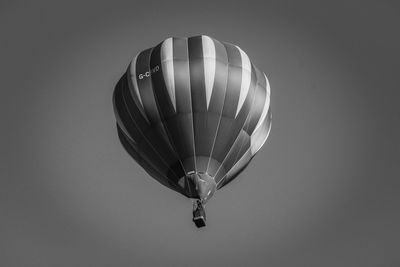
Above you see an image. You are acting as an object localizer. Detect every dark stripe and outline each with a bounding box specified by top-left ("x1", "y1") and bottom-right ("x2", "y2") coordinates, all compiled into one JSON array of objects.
[
  {"x1": 207, "y1": 38, "x2": 229, "y2": 114},
  {"x1": 134, "y1": 47, "x2": 186, "y2": 180},
  {"x1": 245, "y1": 67, "x2": 267, "y2": 134},
  {"x1": 135, "y1": 48, "x2": 161, "y2": 123},
  {"x1": 209, "y1": 44, "x2": 258, "y2": 172},
  {"x1": 214, "y1": 130, "x2": 250, "y2": 184},
  {"x1": 226, "y1": 66, "x2": 265, "y2": 171},
  {"x1": 150, "y1": 42, "x2": 176, "y2": 118},
  {"x1": 221, "y1": 43, "x2": 242, "y2": 118},
  {"x1": 117, "y1": 125, "x2": 188, "y2": 197},
  {"x1": 218, "y1": 152, "x2": 252, "y2": 189},
  {"x1": 150, "y1": 40, "x2": 189, "y2": 176},
  {"x1": 235, "y1": 64, "x2": 258, "y2": 120},
  {"x1": 114, "y1": 79, "x2": 182, "y2": 182},
  {"x1": 205, "y1": 38, "x2": 229, "y2": 174},
  {"x1": 123, "y1": 95, "x2": 185, "y2": 182},
  {"x1": 174, "y1": 38, "x2": 193, "y2": 113},
  {"x1": 188, "y1": 36, "x2": 208, "y2": 112},
  {"x1": 219, "y1": 105, "x2": 272, "y2": 188},
  {"x1": 127, "y1": 59, "x2": 149, "y2": 123},
  {"x1": 153, "y1": 37, "x2": 197, "y2": 173},
  {"x1": 188, "y1": 36, "x2": 215, "y2": 172},
  {"x1": 121, "y1": 72, "x2": 150, "y2": 132},
  {"x1": 113, "y1": 74, "x2": 143, "y2": 143},
  {"x1": 214, "y1": 66, "x2": 258, "y2": 181}
]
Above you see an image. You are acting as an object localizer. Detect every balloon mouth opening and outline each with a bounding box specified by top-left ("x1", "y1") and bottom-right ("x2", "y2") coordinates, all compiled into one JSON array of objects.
[{"x1": 185, "y1": 172, "x2": 216, "y2": 203}]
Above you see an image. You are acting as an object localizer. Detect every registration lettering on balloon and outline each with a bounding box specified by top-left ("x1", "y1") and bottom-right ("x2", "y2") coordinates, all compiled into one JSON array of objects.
[{"x1": 138, "y1": 65, "x2": 159, "y2": 79}]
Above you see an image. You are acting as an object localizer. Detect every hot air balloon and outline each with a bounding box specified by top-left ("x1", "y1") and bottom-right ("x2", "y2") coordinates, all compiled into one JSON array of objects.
[{"x1": 113, "y1": 35, "x2": 271, "y2": 227}]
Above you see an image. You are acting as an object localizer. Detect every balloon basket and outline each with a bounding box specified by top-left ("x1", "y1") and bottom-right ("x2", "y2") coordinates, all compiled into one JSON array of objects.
[{"x1": 192, "y1": 200, "x2": 206, "y2": 228}]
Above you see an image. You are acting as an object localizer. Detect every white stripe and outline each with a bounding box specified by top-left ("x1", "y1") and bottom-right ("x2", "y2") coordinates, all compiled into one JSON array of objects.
[
  {"x1": 250, "y1": 113, "x2": 271, "y2": 155},
  {"x1": 235, "y1": 46, "x2": 252, "y2": 117},
  {"x1": 253, "y1": 73, "x2": 271, "y2": 133},
  {"x1": 201, "y1": 36, "x2": 216, "y2": 109},
  {"x1": 161, "y1": 38, "x2": 176, "y2": 111},
  {"x1": 130, "y1": 54, "x2": 144, "y2": 109}
]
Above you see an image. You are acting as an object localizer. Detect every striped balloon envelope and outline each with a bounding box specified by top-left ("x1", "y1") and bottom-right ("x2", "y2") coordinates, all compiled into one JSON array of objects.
[{"x1": 113, "y1": 35, "x2": 271, "y2": 227}]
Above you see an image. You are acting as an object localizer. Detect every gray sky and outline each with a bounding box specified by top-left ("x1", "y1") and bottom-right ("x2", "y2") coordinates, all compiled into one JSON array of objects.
[{"x1": 1, "y1": 1, "x2": 400, "y2": 266}]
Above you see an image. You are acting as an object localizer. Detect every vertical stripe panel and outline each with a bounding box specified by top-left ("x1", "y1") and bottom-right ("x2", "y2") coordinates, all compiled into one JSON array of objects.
[
  {"x1": 169, "y1": 37, "x2": 197, "y2": 172},
  {"x1": 250, "y1": 107, "x2": 272, "y2": 155},
  {"x1": 235, "y1": 46, "x2": 252, "y2": 117},
  {"x1": 243, "y1": 67, "x2": 267, "y2": 134},
  {"x1": 160, "y1": 38, "x2": 176, "y2": 111},
  {"x1": 188, "y1": 36, "x2": 209, "y2": 171},
  {"x1": 202, "y1": 35, "x2": 216, "y2": 109},
  {"x1": 205, "y1": 38, "x2": 229, "y2": 176},
  {"x1": 253, "y1": 73, "x2": 271, "y2": 134}
]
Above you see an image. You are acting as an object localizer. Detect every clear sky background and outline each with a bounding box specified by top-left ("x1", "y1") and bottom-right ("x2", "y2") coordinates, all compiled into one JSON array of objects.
[{"x1": 1, "y1": 1, "x2": 399, "y2": 266}]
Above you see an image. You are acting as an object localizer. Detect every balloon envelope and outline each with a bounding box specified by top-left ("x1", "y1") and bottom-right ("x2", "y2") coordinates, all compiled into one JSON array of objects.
[{"x1": 113, "y1": 35, "x2": 271, "y2": 204}]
